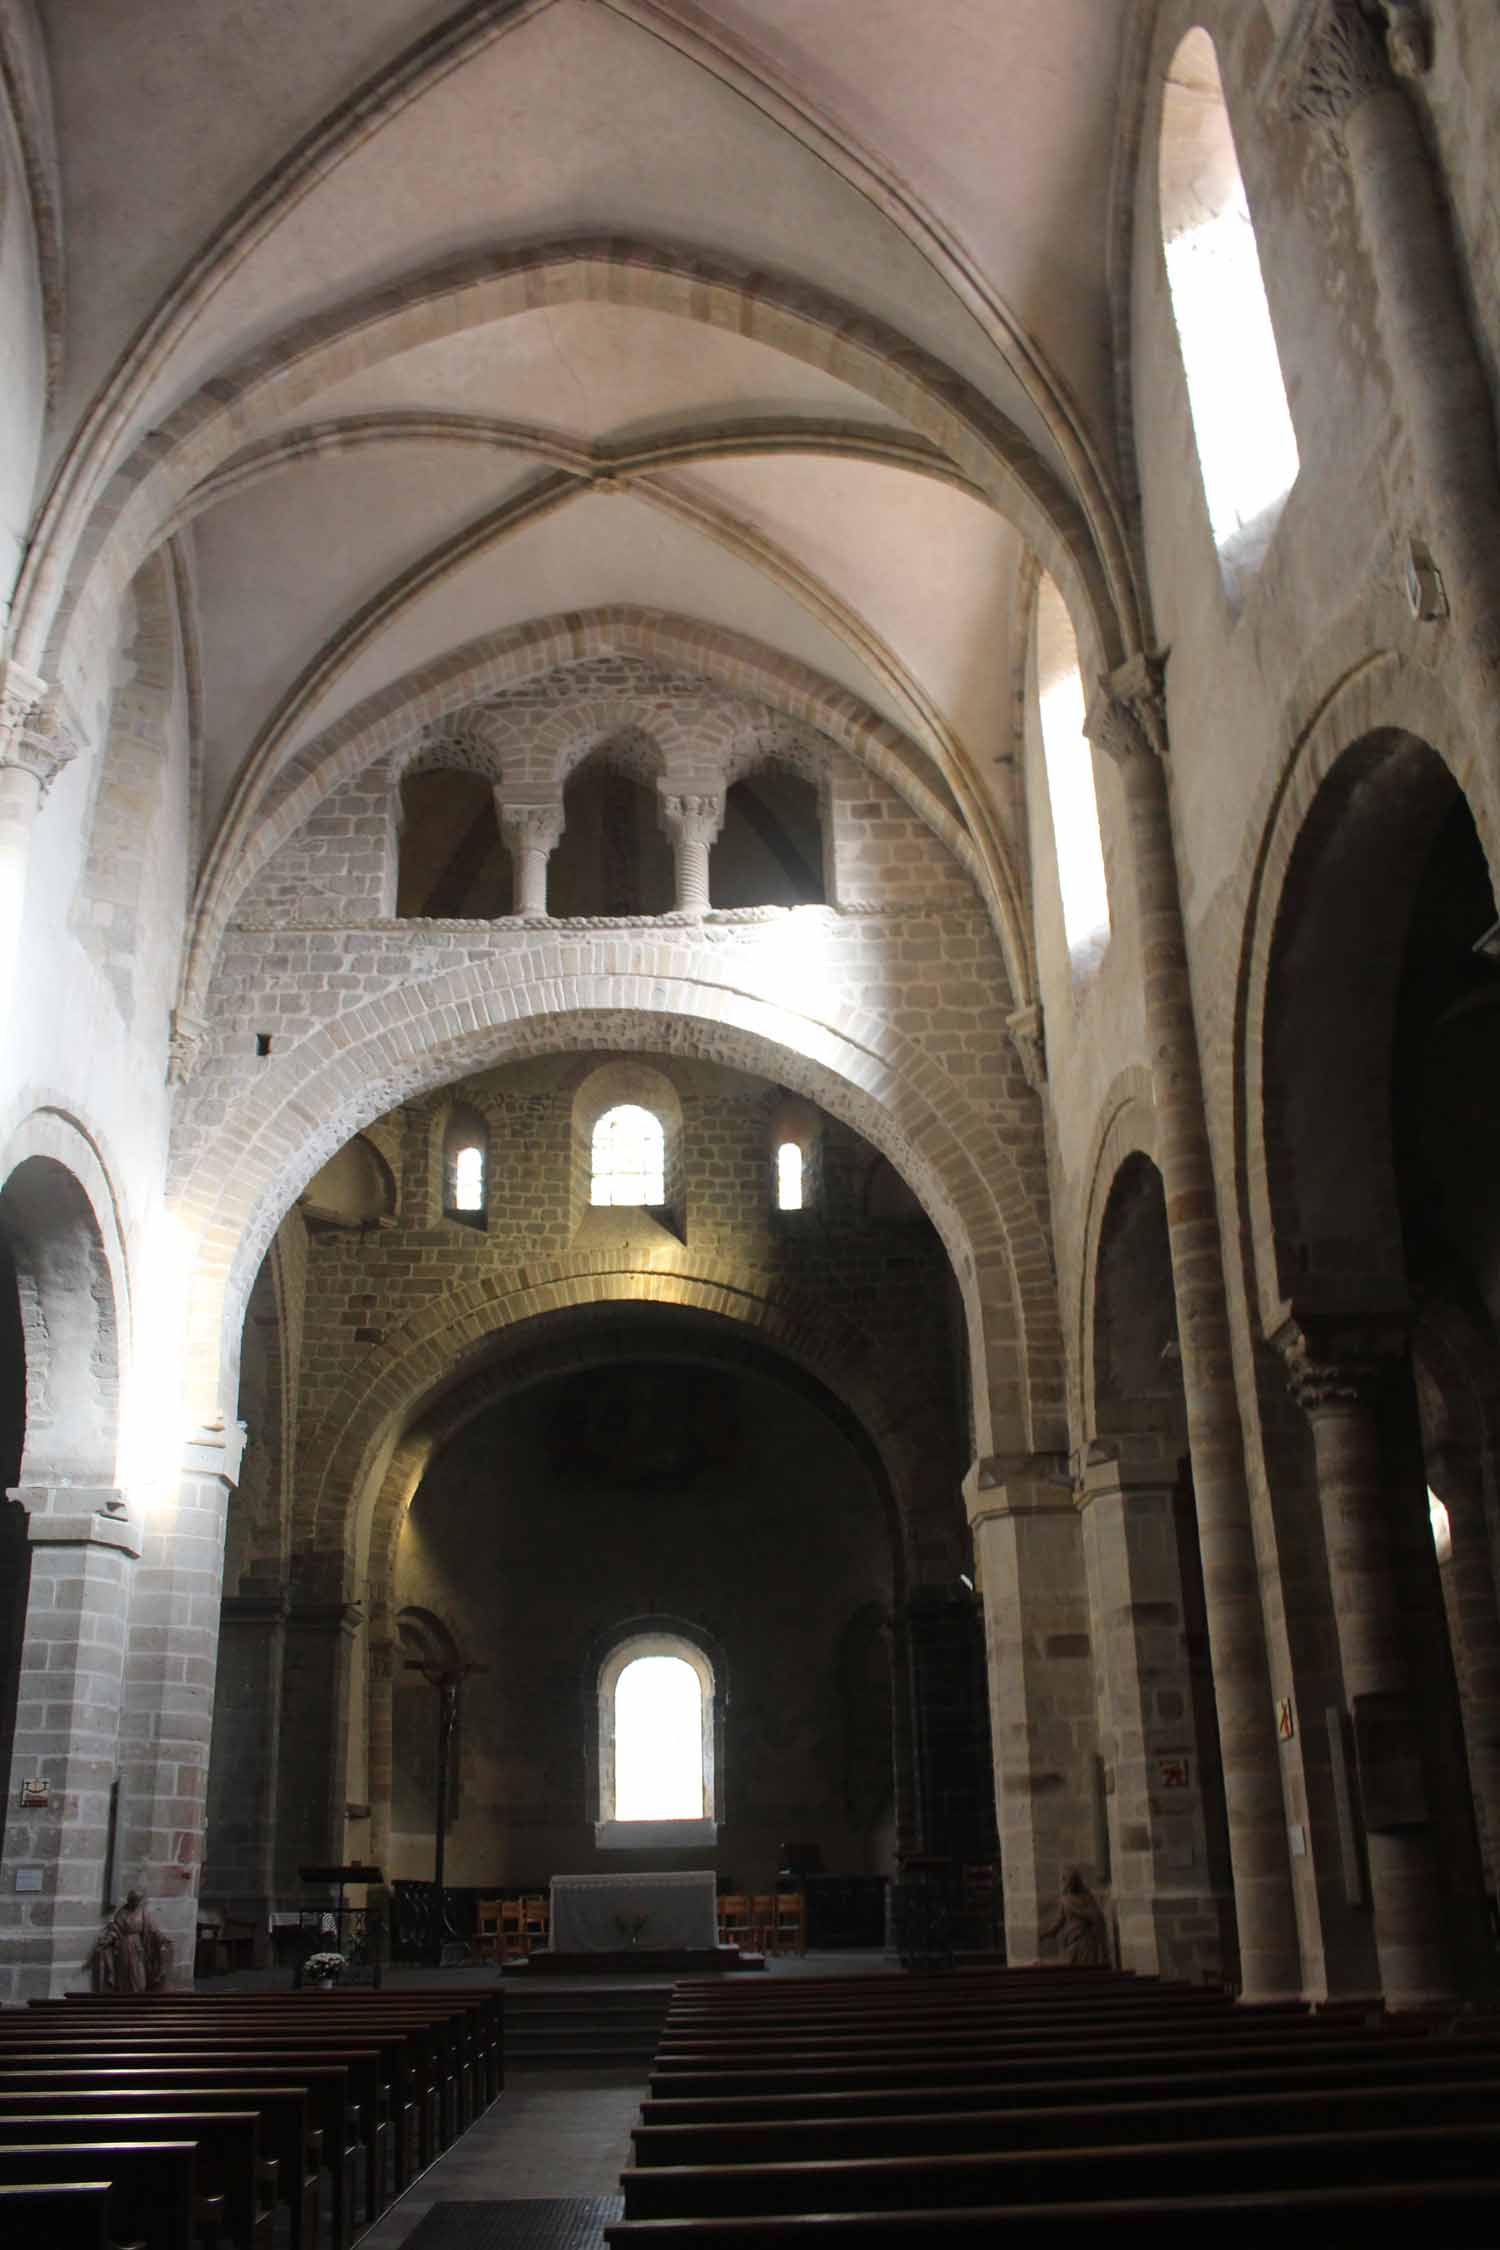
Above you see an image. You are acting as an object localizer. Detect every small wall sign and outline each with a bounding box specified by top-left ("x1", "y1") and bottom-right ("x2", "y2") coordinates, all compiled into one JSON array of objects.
[
  {"x1": 1277, "y1": 1698, "x2": 1296, "y2": 1741},
  {"x1": 1155, "y1": 1756, "x2": 1191, "y2": 1790},
  {"x1": 17, "y1": 1778, "x2": 48, "y2": 1808}
]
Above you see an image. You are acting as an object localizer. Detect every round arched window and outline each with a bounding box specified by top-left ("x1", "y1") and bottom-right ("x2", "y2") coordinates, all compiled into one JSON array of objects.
[
  {"x1": 596, "y1": 1630, "x2": 718, "y2": 1846},
  {"x1": 591, "y1": 1104, "x2": 665, "y2": 1207}
]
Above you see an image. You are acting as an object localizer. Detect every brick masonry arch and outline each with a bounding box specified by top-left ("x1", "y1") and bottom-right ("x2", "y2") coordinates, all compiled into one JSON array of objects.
[
  {"x1": 339, "y1": 1276, "x2": 928, "y2": 1610},
  {"x1": 173, "y1": 963, "x2": 1063, "y2": 1474},
  {"x1": 1233, "y1": 652, "x2": 1500, "y2": 1343}
]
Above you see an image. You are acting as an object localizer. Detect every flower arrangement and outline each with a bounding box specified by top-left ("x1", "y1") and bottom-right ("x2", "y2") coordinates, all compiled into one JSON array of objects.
[
  {"x1": 303, "y1": 1949, "x2": 346, "y2": 1986},
  {"x1": 614, "y1": 1909, "x2": 649, "y2": 1947}
]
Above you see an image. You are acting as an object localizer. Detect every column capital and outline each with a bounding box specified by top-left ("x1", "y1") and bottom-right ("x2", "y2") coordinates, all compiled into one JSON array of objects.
[
  {"x1": 1006, "y1": 1003, "x2": 1046, "y2": 1092},
  {"x1": 1084, "y1": 650, "x2": 1169, "y2": 769},
  {"x1": 496, "y1": 795, "x2": 565, "y2": 853},
  {"x1": 0, "y1": 661, "x2": 80, "y2": 802},
  {"x1": 1272, "y1": 1312, "x2": 1407, "y2": 1414},
  {"x1": 1272, "y1": 0, "x2": 1419, "y2": 131},
  {"x1": 183, "y1": 1419, "x2": 248, "y2": 1487},
  {"x1": 659, "y1": 789, "x2": 726, "y2": 849},
  {"x1": 166, "y1": 1008, "x2": 210, "y2": 1088},
  {"x1": 963, "y1": 1451, "x2": 1072, "y2": 1525}
]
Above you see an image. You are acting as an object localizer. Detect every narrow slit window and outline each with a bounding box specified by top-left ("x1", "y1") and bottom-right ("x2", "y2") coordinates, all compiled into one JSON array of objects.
[
  {"x1": 591, "y1": 1104, "x2": 665, "y2": 1207},
  {"x1": 775, "y1": 1142, "x2": 804, "y2": 1211},
  {"x1": 1160, "y1": 30, "x2": 1299, "y2": 585},
  {"x1": 1429, "y1": 1489, "x2": 1453, "y2": 1565},
  {"x1": 451, "y1": 1145, "x2": 484, "y2": 1213},
  {"x1": 1037, "y1": 574, "x2": 1110, "y2": 977}
]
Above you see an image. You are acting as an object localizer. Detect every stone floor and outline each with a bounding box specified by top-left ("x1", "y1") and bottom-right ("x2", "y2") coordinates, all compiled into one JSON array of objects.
[
  {"x1": 352, "y1": 1953, "x2": 899, "y2": 2244},
  {"x1": 358, "y1": 2067, "x2": 644, "y2": 2247}
]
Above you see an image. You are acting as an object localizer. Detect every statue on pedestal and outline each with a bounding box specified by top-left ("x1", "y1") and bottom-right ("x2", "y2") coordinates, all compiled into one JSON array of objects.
[{"x1": 87, "y1": 1889, "x2": 170, "y2": 1992}]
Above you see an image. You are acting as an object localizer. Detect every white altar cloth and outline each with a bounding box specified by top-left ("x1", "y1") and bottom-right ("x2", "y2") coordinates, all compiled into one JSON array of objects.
[{"x1": 549, "y1": 1869, "x2": 718, "y2": 1952}]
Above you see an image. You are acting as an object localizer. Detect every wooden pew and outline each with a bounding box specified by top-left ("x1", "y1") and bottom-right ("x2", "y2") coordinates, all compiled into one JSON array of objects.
[
  {"x1": 0, "y1": 2180, "x2": 115, "y2": 2250},
  {"x1": 602, "y1": 2178, "x2": 1500, "y2": 2249},
  {"x1": 0, "y1": 2140, "x2": 198, "y2": 2250},
  {"x1": 629, "y1": 2074, "x2": 1500, "y2": 2168},
  {"x1": 0, "y1": 2111, "x2": 273, "y2": 2250},
  {"x1": 617, "y1": 2120, "x2": 1500, "y2": 2221},
  {"x1": 0, "y1": 2063, "x2": 359, "y2": 2245},
  {"x1": 640, "y1": 2040, "x2": 1500, "y2": 2125},
  {"x1": 0, "y1": 2086, "x2": 320, "y2": 2250}
]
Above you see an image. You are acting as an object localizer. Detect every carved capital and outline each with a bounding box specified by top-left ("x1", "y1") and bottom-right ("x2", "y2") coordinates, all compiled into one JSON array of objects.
[
  {"x1": 1084, "y1": 650, "x2": 1168, "y2": 769},
  {"x1": 166, "y1": 1008, "x2": 210, "y2": 1088},
  {"x1": 659, "y1": 790, "x2": 726, "y2": 849},
  {"x1": 1272, "y1": 1315, "x2": 1405, "y2": 1415},
  {"x1": 1006, "y1": 1003, "x2": 1046, "y2": 1092},
  {"x1": 1381, "y1": 0, "x2": 1431, "y2": 80},
  {"x1": 1274, "y1": 0, "x2": 1396, "y2": 129},
  {"x1": 497, "y1": 798, "x2": 565, "y2": 855},
  {"x1": 0, "y1": 662, "x2": 79, "y2": 801}
]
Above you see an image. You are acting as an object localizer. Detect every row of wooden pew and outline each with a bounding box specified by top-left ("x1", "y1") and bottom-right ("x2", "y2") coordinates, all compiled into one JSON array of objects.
[
  {"x1": 605, "y1": 1963, "x2": 1500, "y2": 2245},
  {"x1": 0, "y1": 1983, "x2": 502, "y2": 2250}
]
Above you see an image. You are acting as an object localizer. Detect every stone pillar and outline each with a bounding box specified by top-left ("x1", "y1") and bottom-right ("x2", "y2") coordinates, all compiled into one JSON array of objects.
[
  {"x1": 1277, "y1": 1327, "x2": 1487, "y2": 2004},
  {"x1": 496, "y1": 796, "x2": 565, "y2": 917},
  {"x1": 201, "y1": 1580, "x2": 289, "y2": 1954},
  {"x1": 1080, "y1": 1448, "x2": 1234, "y2": 1982},
  {"x1": 117, "y1": 1426, "x2": 242, "y2": 1987},
  {"x1": 0, "y1": 660, "x2": 80, "y2": 1015},
  {"x1": 659, "y1": 790, "x2": 725, "y2": 914},
  {"x1": 1275, "y1": 4, "x2": 1500, "y2": 686},
  {"x1": 0, "y1": 1488, "x2": 138, "y2": 2001},
  {"x1": 367, "y1": 1630, "x2": 396, "y2": 1878},
  {"x1": 965, "y1": 1460, "x2": 1098, "y2": 1963},
  {"x1": 274, "y1": 1597, "x2": 362, "y2": 1896},
  {"x1": 1086, "y1": 663, "x2": 1301, "y2": 2000},
  {"x1": 1428, "y1": 1442, "x2": 1500, "y2": 1899}
]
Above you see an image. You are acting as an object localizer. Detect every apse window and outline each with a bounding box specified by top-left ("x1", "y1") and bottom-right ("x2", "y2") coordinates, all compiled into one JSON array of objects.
[
  {"x1": 615, "y1": 1656, "x2": 704, "y2": 1820},
  {"x1": 1160, "y1": 29, "x2": 1299, "y2": 588},
  {"x1": 775, "y1": 1142, "x2": 804, "y2": 1211},
  {"x1": 1037, "y1": 573, "x2": 1110, "y2": 977},
  {"x1": 591, "y1": 1104, "x2": 665, "y2": 1207}
]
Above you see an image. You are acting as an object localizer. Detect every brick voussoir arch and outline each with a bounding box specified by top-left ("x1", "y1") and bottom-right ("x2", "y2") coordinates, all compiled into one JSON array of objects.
[
  {"x1": 175, "y1": 964, "x2": 1050, "y2": 1460},
  {"x1": 1232, "y1": 644, "x2": 1500, "y2": 1345},
  {"x1": 309, "y1": 1261, "x2": 931, "y2": 1576}
]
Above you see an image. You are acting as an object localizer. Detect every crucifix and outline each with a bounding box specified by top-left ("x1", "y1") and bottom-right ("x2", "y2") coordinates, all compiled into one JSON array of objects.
[{"x1": 405, "y1": 1655, "x2": 486, "y2": 1966}]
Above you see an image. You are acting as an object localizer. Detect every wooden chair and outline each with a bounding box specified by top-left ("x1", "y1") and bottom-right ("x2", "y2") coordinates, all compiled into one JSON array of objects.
[
  {"x1": 771, "y1": 1889, "x2": 806, "y2": 1953},
  {"x1": 717, "y1": 1894, "x2": 754, "y2": 1951},
  {"x1": 520, "y1": 1895, "x2": 549, "y2": 1953},
  {"x1": 750, "y1": 1895, "x2": 776, "y2": 1954},
  {"x1": 473, "y1": 1898, "x2": 503, "y2": 1963},
  {"x1": 498, "y1": 1899, "x2": 528, "y2": 1960}
]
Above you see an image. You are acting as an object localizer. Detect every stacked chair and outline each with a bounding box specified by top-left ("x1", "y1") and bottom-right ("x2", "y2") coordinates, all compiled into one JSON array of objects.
[
  {"x1": 0, "y1": 1981, "x2": 502, "y2": 2248},
  {"x1": 608, "y1": 1963, "x2": 1500, "y2": 2245}
]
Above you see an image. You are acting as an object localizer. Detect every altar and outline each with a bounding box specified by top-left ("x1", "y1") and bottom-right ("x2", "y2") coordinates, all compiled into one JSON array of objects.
[{"x1": 549, "y1": 1869, "x2": 718, "y2": 1953}]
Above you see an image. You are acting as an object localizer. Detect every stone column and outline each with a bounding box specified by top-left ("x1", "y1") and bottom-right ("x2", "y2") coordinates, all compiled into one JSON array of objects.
[
  {"x1": 1080, "y1": 1448, "x2": 1233, "y2": 1982},
  {"x1": 274, "y1": 1598, "x2": 362, "y2": 1896},
  {"x1": 659, "y1": 791, "x2": 725, "y2": 914},
  {"x1": 496, "y1": 796, "x2": 565, "y2": 917},
  {"x1": 1276, "y1": 1328, "x2": 1494, "y2": 2003},
  {"x1": 367, "y1": 1631, "x2": 396, "y2": 1878},
  {"x1": 965, "y1": 1460, "x2": 1098, "y2": 1963},
  {"x1": 0, "y1": 660, "x2": 79, "y2": 1014},
  {"x1": 1428, "y1": 1442, "x2": 1500, "y2": 1899},
  {"x1": 1276, "y1": 1, "x2": 1500, "y2": 685},
  {"x1": 1086, "y1": 664, "x2": 1301, "y2": 2000},
  {"x1": 0, "y1": 1487, "x2": 138, "y2": 2001},
  {"x1": 201, "y1": 1579, "x2": 289, "y2": 1957},
  {"x1": 116, "y1": 1426, "x2": 243, "y2": 1987}
]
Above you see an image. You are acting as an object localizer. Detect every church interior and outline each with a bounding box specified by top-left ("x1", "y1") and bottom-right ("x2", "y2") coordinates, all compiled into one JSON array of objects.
[{"x1": 3, "y1": 8, "x2": 1500, "y2": 2219}]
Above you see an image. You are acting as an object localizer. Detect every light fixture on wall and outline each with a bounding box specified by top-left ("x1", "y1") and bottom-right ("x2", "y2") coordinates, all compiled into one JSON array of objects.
[{"x1": 1405, "y1": 540, "x2": 1448, "y2": 622}]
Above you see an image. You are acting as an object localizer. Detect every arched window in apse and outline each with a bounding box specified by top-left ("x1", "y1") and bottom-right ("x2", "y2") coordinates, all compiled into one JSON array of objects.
[
  {"x1": 1037, "y1": 573, "x2": 1110, "y2": 977},
  {"x1": 614, "y1": 1655, "x2": 704, "y2": 1820},
  {"x1": 776, "y1": 1142, "x2": 804, "y2": 1211},
  {"x1": 1160, "y1": 29, "x2": 1299, "y2": 584},
  {"x1": 591, "y1": 1104, "x2": 665, "y2": 1207},
  {"x1": 443, "y1": 1102, "x2": 487, "y2": 1226}
]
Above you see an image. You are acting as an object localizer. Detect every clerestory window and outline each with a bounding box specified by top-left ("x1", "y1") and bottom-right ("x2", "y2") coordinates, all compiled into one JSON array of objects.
[
  {"x1": 775, "y1": 1141, "x2": 804, "y2": 1211},
  {"x1": 1037, "y1": 573, "x2": 1110, "y2": 978},
  {"x1": 443, "y1": 1102, "x2": 487, "y2": 1227},
  {"x1": 591, "y1": 1104, "x2": 665, "y2": 1207}
]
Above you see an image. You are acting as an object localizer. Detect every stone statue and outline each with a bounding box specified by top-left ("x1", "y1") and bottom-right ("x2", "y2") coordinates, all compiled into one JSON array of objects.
[
  {"x1": 1039, "y1": 1867, "x2": 1111, "y2": 1967},
  {"x1": 87, "y1": 1889, "x2": 170, "y2": 1992}
]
